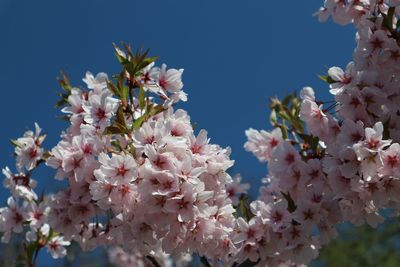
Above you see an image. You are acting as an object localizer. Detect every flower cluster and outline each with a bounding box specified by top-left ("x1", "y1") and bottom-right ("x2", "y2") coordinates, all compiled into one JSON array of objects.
[
  {"x1": 108, "y1": 246, "x2": 192, "y2": 267},
  {"x1": 19, "y1": 44, "x2": 244, "y2": 265},
  {"x1": 3, "y1": 2, "x2": 400, "y2": 266},
  {"x1": 238, "y1": 1, "x2": 400, "y2": 266},
  {"x1": 108, "y1": 247, "x2": 165, "y2": 267},
  {"x1": 47, "y1": 96, "x2": 238, "y2": 257},
  {"x1": 0, "y1": 45, "x2": 247, "y2": 266},
  {"x1": 0, "y1": 124, "x2": 70, "y2": 262},
  {"x1": 313, "y1": 0, "x2": 400, "y2": 229}
]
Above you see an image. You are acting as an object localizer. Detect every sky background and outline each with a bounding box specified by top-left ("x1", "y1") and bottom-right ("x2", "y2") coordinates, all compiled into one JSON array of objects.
[{"x1": 0, "y1": 0, "x2": 355, "y2": 266}]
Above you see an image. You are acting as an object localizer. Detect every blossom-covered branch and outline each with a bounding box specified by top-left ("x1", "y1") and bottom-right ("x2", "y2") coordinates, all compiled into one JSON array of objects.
[{"x1": 3, "y1": 1, "x2": 400, "y2": 266}]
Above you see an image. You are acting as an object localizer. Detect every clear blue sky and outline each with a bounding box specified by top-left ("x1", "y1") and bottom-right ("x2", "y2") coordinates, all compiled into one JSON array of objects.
[{"x1": 0, "y1": 1, "x2": 355, "y2": 265}]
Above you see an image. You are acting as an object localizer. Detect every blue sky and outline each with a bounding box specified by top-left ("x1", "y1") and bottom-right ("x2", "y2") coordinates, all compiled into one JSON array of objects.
[{"x1": 0, "y1": 0, "x2": 355, "y2": 265}]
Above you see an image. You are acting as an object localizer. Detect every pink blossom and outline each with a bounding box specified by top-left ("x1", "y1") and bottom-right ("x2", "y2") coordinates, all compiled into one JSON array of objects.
[
  {"x1": 95, "y1": 153, "x2": 138, "y2": 185},
  {"x1": 244, "y1": 127, "x2": 283, "y2": 162},
  {"x1": 46, "y1": 236, "x2": 71, "y2": 259}
]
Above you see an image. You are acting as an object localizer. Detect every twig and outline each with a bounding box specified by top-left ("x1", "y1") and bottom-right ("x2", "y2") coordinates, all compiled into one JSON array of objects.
[
  {"x1": 200, "y1": 256, "x2": 211, "y2": 267},
  {"x1": 146, "y1": 255, "x2": 162, "y2": 267}
]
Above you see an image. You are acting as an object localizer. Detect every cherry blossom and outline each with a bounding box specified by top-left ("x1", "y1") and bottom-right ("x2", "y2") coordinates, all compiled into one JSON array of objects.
[
  {"x1": 46, "y1": 236, "x2": 71, "y2": 259},
  {"x1": 3, "y1": 2, "x2": 400, "y2": 266},
  {"x1": 244, "y1": 128, "x2": 283, "y2": 162}
]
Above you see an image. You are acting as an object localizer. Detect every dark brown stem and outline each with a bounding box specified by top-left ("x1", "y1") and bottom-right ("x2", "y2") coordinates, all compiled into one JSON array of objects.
[{"x1": 145, "y1": 255, "x2": 162, "y2": 267}]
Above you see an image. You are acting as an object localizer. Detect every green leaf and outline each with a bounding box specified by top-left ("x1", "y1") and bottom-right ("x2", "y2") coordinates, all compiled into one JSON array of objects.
[
  {"x1": 57, "y1": 115, "x2": 71, "y2": 121},
  {"x1": 118, "y1": 71, "x2": 126, "y2": 92},
  {"x1": 127, "y1": 143, "x2": 136, "y2": 156},
  {"x1": 147, "y1": 104, "x2": 165, "y2": 118},
  {"x1": 145, "y1": 256, "x2": 162, "y2": 267},
  {"x1": 238, "y1": 194, "x2": 254, "y2": 222},
  {"x1": 112, "y1": 43, "x2": 127, "y2": 64},
  {"x1": 48, "y1": 229, "x2": 59, "y2": 241},
  {"x1": 383, "y1": 117, "x2": 391, "y2": 140},
  {"x1": 269, "y1": 109, "x2": 278, "y2": 125},
  {"x1": 120, "y1": 86, "x2": 129, "y2": 101},
  {"x1": 200, "y1": 257, "x2": 211, "y2": 267},
  {"x1": 279, "y1": 124, "x2": 288, "y2": 140},
  {"x1": 102, "y1": 106, "x2": 128, "y2": 135},
  {"x1": 103, "y1": 125, "x2": 125, "y2": 135},
  {"x1": 111, "y1": 140, "x2": 122, "y2": 151},
  {"x1": 298, "y1": 133, "x2": 320, "y2": 152},
  {"x1": 42, "y1": 150, "x2": 52, "y2": 160},
  {"x1": 140, "y1": 56, "x2": 158, "y2": 69},
  {"x1": 116, "y1": 106, "x2": 127, "y2": 129},
  {"x1": 270, "y1": 97, "x2": 282, "y2": 111},
  {"x1": 281, "y1": 191, "x2": 297, "y2": 213},
  {"x1": 132, "y1": 115, "x2": 145, "y2": 130},
  {"x1": 382, "y1": 7, "x2": 395, "y2": 31},
  {"x1": 10, "y1": 139, "x2": 22, "y2": 148},
  {"x1": 107, "y1": 81, "x2": 120, "y2": 97},
  {"x1": 122, "y1": 43, "x2": 135, "y2": 59},
  {"x1": 282, "y1": 93, "x2": 295, "y2": 106},
  {"x1": 54, "y1": 94, "x2": 69, "y2": 108},
  {"x1": 138, "y1": 87, "x2": 146, "y2": 110},
  {"x1": 278, "y1": 109, "x2": 292, "y2": 122},
  {"x1": 310, "y1": 136, "x2": 320, "y2": 151},
  {"x1": 237, "y1": 259, "x2": 260, "y2": 267},
  {"x1": 319, "y1": 75, "x2": 336, "y2": 84},
  {"x1": 57, "y1": 71, "x2": 71, "y2": 92},
  {"x1": 25, "y1": 242, "x2": 37, "y2": 264},
  {"x1": 113, "y1": 43, "x2": 159, "y2": 80}
]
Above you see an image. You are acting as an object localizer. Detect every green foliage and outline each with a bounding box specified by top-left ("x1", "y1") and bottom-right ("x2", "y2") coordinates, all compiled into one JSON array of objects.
[
  {"x1": 112, "y1": 43, "x2": 158, "y2": 80},
  {"x1": 55, "y1": 71, "x2": 72, "y2": 108},
  {"x1": 238, "y1": 194, "x2": 254, "y2": 222},
  {"x1": 103, "y1": 44, "x2": 165, "y2": 136},
  {"x1": 200, "y1": 256, "x2": 212, "y2": 267},
  {"x1": 317, "y1": 217, "x2": 400, "y2": 267},
  {"x1": 382, "y1": 7, "x2": 396, "y2": 32},
  {"x1": 103, "y1": 107, "x2": 128, "y2": 135},
  {"x1": 269, "y1": 92, "x2": 326, "y2": 160},
  {"x1": 318, "y1": 75, "x2": 336, "y2": 84},
  {"x1": 281, "y1": 191, "x2": 297, "y2": 213},
  {"x1": 54, "y1": 44, "x2": 165, "y2": 149},
  {"x1": 270, "y1": 93, "x2": 303, "y2": 135},
  {"x1": 236, "y1": 259, "x2": 260, "y2": 267},
  {"x1": 10, "y1": 139, "x2": 22, "y2": 148}
]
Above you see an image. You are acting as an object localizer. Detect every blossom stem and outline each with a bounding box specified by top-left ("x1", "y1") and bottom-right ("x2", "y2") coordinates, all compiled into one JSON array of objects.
[
  {"x1": 145, "y1": 255, "x2": 162, "y2": 267},
  {"x1": 200, "y1": 256, "x2": 211, "y2": 267}
]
